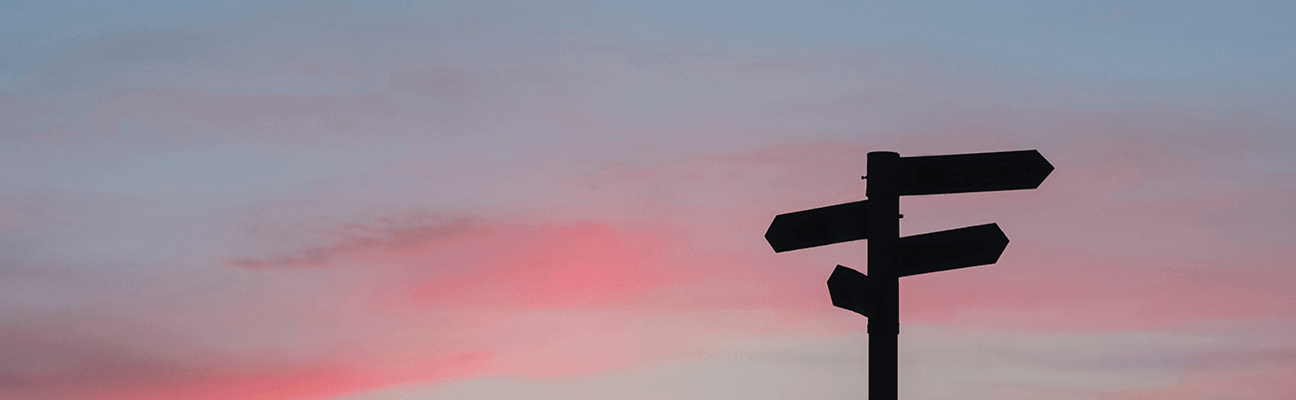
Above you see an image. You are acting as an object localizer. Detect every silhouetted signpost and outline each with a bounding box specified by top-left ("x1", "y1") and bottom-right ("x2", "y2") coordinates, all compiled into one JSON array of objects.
[{"x1": 764, "y1": 150, "x2": 1052, "y2": 399}]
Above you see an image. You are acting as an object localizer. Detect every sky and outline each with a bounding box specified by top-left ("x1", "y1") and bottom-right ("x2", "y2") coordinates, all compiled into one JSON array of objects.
[{"x1": 1, "y1": 0, "x2": 1294, "y2": 398}]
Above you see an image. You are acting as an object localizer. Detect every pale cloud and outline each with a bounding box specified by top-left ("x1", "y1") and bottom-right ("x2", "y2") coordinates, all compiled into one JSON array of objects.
[{"x1": 336, "y1": 319, "x2": 1296, "y2": 399}]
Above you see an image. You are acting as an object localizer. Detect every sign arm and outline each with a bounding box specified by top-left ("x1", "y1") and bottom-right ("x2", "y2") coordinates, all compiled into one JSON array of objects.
[{"x1": 827, "y1": 265, "x2": 873, "y2": 317}]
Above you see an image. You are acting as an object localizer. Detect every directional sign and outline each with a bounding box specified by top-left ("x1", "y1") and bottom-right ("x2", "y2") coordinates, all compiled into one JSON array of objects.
[
  {"x1": 827, "y1": 265, "x2": 872, "y2": 317},
  {"x1": 765, "y1": 149, "x2": 1051, "y2": 400},
  {"x1": 896, "y1": 223, "x2": 1009, "y2": 277},
  {"x1": 896, "y1": 150, "x2": 1053, "y2": 196},
  {"x1": 764, "y1": 200, "x2": 869, "y2": 253}
]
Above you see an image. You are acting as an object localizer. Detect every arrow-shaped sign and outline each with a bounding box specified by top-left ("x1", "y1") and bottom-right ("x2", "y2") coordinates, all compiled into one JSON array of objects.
[
  {"x1": 896, "y1": 150, "x2": 1053, "y2": 196},
  {"x1": 827, "y1": 265, "x2": 872, "y2": 317},
  {"x1": 765, "y1": 200, "x2": 869, "y2": 253},
  {"x1": 896, "y1": 223, "x2": 1009, "y2": 277},
  {"x1": 827, "y1": 224, "x2": 1007, "y2": 317}
]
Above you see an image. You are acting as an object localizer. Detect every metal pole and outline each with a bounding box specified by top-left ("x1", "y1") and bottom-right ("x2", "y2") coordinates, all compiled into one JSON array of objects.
[{"x1": 866, "y1": 151, "x2": 899, "y2": 400}]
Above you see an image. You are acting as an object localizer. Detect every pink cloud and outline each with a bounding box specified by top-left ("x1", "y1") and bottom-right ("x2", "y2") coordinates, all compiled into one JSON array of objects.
[
  {"x1": 76, "y1": 99, "x2": 1283, "y2": 397},
  {"x1": 227, "y1": 215, "x2": 697, "y2": 311}
]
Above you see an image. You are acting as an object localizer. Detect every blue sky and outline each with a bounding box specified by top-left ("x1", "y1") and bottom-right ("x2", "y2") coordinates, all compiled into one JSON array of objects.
[{"x1": 5, "y1": 0, "x2": 1293, "y2": 87}]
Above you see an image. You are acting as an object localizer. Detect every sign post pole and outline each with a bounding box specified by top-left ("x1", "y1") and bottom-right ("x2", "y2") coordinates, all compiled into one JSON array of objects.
[{"x1": 866, "y1": 151, "x2": 900, "y2": 400}]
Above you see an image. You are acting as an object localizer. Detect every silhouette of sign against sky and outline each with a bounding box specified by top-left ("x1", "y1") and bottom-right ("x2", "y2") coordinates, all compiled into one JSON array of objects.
[
  {"x1": 764, "y1": 200, "x2": 869, "y2": 252},
  {"x1": 764, "y1": 149, "x2": 1052, "y2": 400}
]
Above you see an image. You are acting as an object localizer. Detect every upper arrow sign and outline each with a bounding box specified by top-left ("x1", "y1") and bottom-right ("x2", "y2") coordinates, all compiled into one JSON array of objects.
[
  {"x1": 765, "y1": 200, "x2": 868, "y2": 253},
  {"x1": 896, "y1": 223, "x2": 1009, "y2": 277},
  {"x1": 896, "y1": 150, "x2": 1053, "y2": 196}
]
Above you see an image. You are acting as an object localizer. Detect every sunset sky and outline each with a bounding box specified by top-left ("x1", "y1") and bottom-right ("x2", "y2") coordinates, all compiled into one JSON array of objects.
[{"x1": 2, "y1": 1, "x2": 1295, "y2": 399}]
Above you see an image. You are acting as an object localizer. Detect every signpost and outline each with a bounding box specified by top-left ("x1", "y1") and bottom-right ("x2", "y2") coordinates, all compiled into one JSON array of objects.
[{"x1": 764, "y1": 149, "x2": 1052, "y2": 399}]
